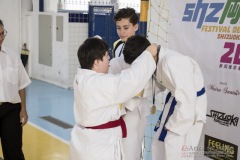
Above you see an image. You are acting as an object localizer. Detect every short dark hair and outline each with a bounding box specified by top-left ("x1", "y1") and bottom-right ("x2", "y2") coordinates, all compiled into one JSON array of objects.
[
  {"x1": 114, "y1": 7, "x2": 139, "y2": 25},
  {"x1": 123, "y1": 35, "x2": 151, "y2": 64},
  {"x1": 78, "y1": 38, "x2": 109, "y2": 69},
  {"x1": 0, "y1": 19, "x2": 4, "y2": 26}
]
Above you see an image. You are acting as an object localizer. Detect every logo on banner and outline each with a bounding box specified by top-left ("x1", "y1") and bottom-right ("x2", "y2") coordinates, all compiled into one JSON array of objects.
[
  {"x1": 182, "y1": 0, "x2": 239, "y2": 29},
  {"x1": 219, "y1": 42, "x2": 240, "y2": 70},
  {"x1": 204, "y1": 135, "x2": 238, "y2": 160},
  {"x1": 207, "y1": 82, "x2": 240, "y2": 96},
  {"x1": 182, "y1": 0, "x2": 240, "y2": 71},
  {"x1": 207, "y1": 110, "x2": 239, "y2": 127}
]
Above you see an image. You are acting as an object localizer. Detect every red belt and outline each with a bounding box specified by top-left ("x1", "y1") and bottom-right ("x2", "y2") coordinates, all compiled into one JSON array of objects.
[{"x1": 85, "y1": 117, "x2": 127, "y2": 138}]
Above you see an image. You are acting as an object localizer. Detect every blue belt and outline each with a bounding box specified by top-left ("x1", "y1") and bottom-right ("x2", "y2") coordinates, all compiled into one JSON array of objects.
[{"x1": 154, "y1": 87, "x2": 205, "y2": 141}]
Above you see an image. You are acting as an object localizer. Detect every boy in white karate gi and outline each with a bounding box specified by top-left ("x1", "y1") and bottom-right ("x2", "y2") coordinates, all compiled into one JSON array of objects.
[
  {"x1": 69, "y1": 37, "x2": 158, "y2": 160},
  {"x1": 109, "y1": 7, "x2": 152, "y2": 160},
  {"x1": 123, "y1": 35, "x2": 207, "y2": 160}
]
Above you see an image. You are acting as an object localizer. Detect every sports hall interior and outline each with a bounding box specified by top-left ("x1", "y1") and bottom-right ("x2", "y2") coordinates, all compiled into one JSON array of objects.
[{"x1": 0, "y1": 0, "x2": 166, "y2": 159}]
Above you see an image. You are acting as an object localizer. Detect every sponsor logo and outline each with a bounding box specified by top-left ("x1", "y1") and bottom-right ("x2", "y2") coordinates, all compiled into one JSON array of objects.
[
  {"x1": 219, "y1": 42, "x2": 240, "y2": 70},
  {"x1": 182, "y1": 0, "x2": 240, "y2": 70},
  {"x1": 182, "y1": 0, "x2": 239, "y2": 29},
  {"x1": 207, "y1": 82, "x2": 240, "y2": 96},
  {"x1": 204, "y1": 135, "x2": 238, "y2": 160},
  {"x1": 207, "y1": 110, "x2": 239, "y2": 127}
]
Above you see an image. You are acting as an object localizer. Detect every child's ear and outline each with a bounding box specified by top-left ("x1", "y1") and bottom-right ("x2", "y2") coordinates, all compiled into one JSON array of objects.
[
  {"x1": 94, "y1": 59, "x2": 99, "y2": 66},
  {"x1": 134, "y1": 24, "x2": 139, "y2": 31}
]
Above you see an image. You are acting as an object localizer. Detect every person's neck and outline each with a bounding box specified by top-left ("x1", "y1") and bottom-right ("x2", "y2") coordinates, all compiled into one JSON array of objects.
[{"x1": 92, "y1": 66, "x2": 100, "y2": 73}]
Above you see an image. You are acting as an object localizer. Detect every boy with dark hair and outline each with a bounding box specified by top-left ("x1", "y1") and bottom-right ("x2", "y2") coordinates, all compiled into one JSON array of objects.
[
  {"x1": 123, "y1": 35, "x2": 151, "y2": 64},
  {"x1": 114, "y1": 7, "x2": 139, "y2": 25},
  {"x1": 78, "y1": 37, "x2": 109, "y2": 70},
  {"x1": 109, "y1": 7, "x2": 153, "y2": 160},
  {"x1": 124, "y1": 35, "x2": 207, "y2": 160},
  {"x1": 69, "y1": 37, "x2": 157, "y2": 160},
  {"x1": 113, "y1": 7, "x2": 139, "y2": 58}
]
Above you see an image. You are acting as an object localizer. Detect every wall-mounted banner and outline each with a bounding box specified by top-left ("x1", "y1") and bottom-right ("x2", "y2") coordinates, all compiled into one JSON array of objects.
[{"x1": 168, "y1": 0, "x2": 240, "y2": 159}]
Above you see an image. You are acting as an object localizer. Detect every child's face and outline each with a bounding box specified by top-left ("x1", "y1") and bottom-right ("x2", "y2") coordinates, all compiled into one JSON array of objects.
[
  {"x1": 98, "y1": 51, "x2": 110, "y2": 74},
  {"x1": 116, "y1": 18, "x2": 138, "y2": 42}
]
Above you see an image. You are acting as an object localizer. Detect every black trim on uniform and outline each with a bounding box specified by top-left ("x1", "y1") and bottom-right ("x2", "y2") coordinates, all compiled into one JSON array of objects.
[{"x1": 113, "y1": 41, "x2": 124, "y2": 58}]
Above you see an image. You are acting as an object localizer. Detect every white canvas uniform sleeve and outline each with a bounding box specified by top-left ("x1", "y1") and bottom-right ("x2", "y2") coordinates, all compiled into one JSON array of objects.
[
  {"x1": 108, "y1": 57, "x2": 129, "y2": 74},
  {"x1": 109, "y1": 56, "x2": 148, "y2": 111},
  {"x1": 84, "y1": 51, "x2": 156, "y2": 109},
  {"x1": 164, "y1": 56, "x2": 196, "y2": 136},
  {"x1": 109, "y1": 56, "x2": 157, "y2": 99},
  {"x1": 18, "y1": 56, "x2": 31, "y2": 90}
]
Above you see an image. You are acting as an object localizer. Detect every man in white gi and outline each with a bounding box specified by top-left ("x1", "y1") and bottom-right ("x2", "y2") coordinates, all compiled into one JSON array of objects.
[
  {"x1": 123, "y1": 35, "x2": 207, "y2": 160},
  {"x1": 109, "y1": 7, "x2": 151, "y2": 160},
  {"x1": 69, "y1": 37, "x2": 157, "y2": 160}
]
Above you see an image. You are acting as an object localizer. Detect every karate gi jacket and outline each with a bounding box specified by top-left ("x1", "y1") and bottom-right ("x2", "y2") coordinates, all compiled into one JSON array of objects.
[
  {"x1": 109, "y1": 56, "x2": 151, "y2": 116},
  {"x1": 69, "y1": 51, "x2": 156, "y2": 160},
  {"x1": 156, "y1": 47, "x2": 207, "y2": 136}
]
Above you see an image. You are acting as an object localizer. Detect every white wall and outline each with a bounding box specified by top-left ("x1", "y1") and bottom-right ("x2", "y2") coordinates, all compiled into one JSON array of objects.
[
  {"x1": 0, "y1": 0, "x2": 21, "y2": 52},
  {"x1": 60, "y1": 0, "x2": 90, "y2": 11},
  {"x1": 68, "y1": 23, "x2": 88, "y2": 88},
  {"x1": 117, "y1": 0, "x2": 140, "y2": 12},
  {"x1": 29, "y1": 11, "x2": 70, "y2": 88},
  {"x1": 44, "y1": 0, "x2": 58, "y2": 12}
]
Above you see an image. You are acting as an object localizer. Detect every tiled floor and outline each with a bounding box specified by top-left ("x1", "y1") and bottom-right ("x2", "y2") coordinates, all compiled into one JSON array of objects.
[
  {"x1": 0, "y1": 79, "x2": 162, "y2": 160},
  {"x1": 26, "y1": 79, "x2": 75, "y2": 142}
]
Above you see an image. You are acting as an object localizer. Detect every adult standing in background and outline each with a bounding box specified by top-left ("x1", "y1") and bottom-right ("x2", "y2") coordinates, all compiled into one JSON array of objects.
[{"x1": 0, "y1": 19, "x2": 31, "y2": 160}]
